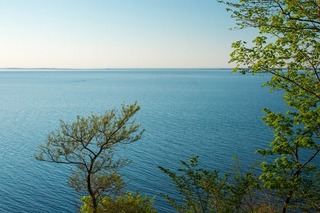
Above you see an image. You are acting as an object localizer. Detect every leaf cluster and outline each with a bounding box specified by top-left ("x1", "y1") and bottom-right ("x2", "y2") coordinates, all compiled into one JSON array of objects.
[
  {"x1": 159, "y1": 156, "x2": 265, "y2": 213},
  {"x1": 80, "y1": 192, "x2": 157, "y2": 213}
]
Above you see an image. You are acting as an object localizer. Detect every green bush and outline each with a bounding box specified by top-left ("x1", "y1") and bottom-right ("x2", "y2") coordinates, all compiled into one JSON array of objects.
[{"x1": 80, "y1": 191, "x2": 157, "y2": 213}]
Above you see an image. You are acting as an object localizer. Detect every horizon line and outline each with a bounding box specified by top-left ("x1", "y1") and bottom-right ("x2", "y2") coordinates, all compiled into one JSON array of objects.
[{"x1": 0, "y1": 67, "x2": 234, "y2": 70}]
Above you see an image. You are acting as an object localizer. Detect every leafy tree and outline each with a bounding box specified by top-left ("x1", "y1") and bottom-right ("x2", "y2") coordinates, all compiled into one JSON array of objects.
[
  {"x1": 80, "y1": 192, "x2": 157, "y2": 213},
  {"x1": 35, "y1": 102, "x2": 144, "y2": 213},
  {"x1": 159, "y1": 156, "x2": 263, "y2": 213},
  {"x1": 222, "y1": 0, "x2": 320, "y2": 212}
]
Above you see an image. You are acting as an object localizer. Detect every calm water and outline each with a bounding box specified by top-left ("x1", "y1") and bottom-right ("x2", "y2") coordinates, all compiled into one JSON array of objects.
[{"x1": 0, "y1": 69, "x2": 284, "y2": 212}]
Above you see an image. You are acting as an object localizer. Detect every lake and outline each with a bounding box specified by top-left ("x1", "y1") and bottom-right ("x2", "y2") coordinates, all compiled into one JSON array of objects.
[{"x1": 0, "y1": 69, "x2": 284, "y2": 212}]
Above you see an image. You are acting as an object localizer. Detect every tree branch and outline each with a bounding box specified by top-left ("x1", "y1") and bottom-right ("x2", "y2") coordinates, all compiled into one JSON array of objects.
[
  {"x1": 275, "y1": 0, "x2": 320, "y2": 26},
  {"x1": 294, "y1": 147, "x2": 320, "y2": 176},
  {"x1": 268, "y1": 69, "x2": 320, "y2": 100}
]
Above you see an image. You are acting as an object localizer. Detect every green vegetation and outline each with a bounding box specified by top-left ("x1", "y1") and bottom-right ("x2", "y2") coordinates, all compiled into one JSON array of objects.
[
  {"x1": 160, "y1": 0, "x2": 320, "y2": 212},
  {"x1": 80, "y1": 192, "x2": 156, "y2": 213},
  {"x1": 35, "y1": 102, "x2": 147, "y2": 213},
  {"x1": 159, "y1": 156, "x2": 262, "y2": 212},
  {"x1": 34, "y1": 1, "x2": 320, "y2": 212},
  {"x1": 225, "y1": 0, "x2": 320, "y2": 212}
]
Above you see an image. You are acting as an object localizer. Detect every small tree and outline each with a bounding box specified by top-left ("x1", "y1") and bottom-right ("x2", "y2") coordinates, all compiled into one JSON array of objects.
[
  {"x1": 159, "y1": 156, "x2": 261, "y2": 213},
  {"x1": 222, "y1": 0, "x2": 320, "y2": 211},
  {"x1": 35, "y1": 102, "x2": 144, "y2": 213}
]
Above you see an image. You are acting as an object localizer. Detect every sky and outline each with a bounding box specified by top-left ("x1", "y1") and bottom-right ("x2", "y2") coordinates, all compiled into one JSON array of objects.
[{"x1": 0, "y1": 0, "x2": 255, "y2": 69}]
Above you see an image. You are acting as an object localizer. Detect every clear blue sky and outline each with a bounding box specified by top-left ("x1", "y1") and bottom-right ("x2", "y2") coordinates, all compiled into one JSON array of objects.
[{"x1": 0, "y1": 0, "x2": 254, "y2": 68}]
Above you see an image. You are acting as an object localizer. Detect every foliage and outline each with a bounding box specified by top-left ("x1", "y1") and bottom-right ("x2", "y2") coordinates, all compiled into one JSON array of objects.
[
  {"x1": 159, "y1": 156, "x2": 266, "y2": 213},
  {"x1": 221, "y1": 0, "x2": 320, "y2": 212},
  {"x1": 80, "y1": 191, "x2": 157, "y2": 213},
  {"x1": 35, "y1": 102, "x2": 144, "y2": 213}
]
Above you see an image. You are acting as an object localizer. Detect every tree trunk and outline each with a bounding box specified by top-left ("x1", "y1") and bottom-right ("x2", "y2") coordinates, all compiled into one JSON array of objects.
[
  {"x1": 282, "y1": 168, "x2": 302, "y2": 213},
  {"x1": 87, "y1": 174, "x2": 97, "y2": 213},
  {"x1": 282, "y1": 196, "x2": 291, "y2": 213}
]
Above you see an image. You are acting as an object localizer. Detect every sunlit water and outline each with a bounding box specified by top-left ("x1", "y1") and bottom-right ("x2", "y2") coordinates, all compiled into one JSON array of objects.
[{"x1": 0, "y1": 69, "x2": 284, "y2": 212}]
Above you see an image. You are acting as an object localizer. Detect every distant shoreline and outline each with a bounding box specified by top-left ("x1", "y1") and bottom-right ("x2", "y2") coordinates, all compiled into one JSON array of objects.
[
  {"x1": 0, "y1": 67, "x2": 233, "y2": 70},
  {"x1": 0, "y1": 68, "x2": 233, "y2": 72}
]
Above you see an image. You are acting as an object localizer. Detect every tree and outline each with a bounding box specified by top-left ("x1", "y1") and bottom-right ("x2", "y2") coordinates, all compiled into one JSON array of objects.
[
  {"x1": 222, "y1": 0, "x2": 320, "y2": 212},
  {"x1": 35, "y1": 102, "x2": 144, "y2": 213},
  {"x1": 159, "y1": 156, "x2": 262, "y2": 213}
]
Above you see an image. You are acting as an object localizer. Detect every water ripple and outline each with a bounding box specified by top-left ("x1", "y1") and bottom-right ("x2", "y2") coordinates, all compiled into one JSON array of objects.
[{"x1": 0, "y1": 70, "x2": 283, "y2": 212}]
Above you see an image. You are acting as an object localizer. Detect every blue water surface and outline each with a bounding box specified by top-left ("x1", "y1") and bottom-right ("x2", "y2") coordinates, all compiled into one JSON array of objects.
[{"x1": 0, "y1": 69, "x2": 284, "y2": 212}]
